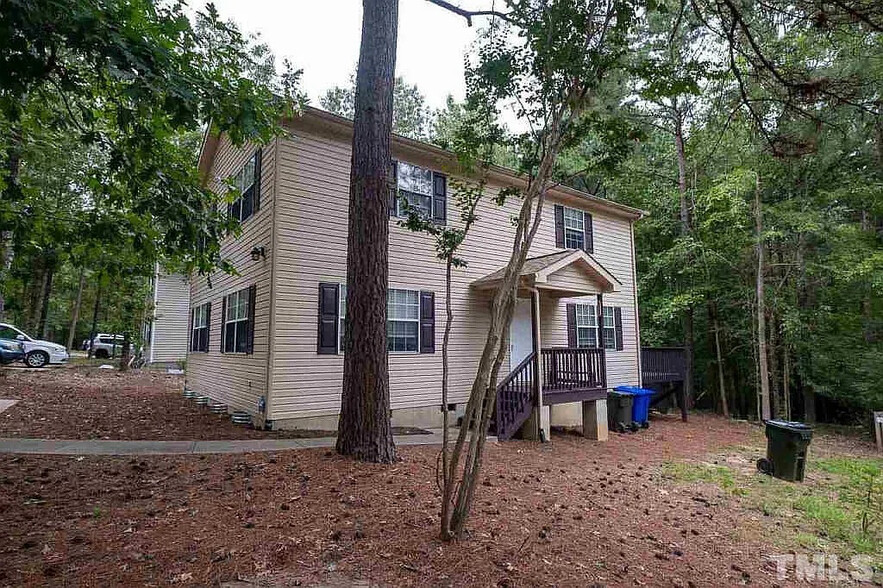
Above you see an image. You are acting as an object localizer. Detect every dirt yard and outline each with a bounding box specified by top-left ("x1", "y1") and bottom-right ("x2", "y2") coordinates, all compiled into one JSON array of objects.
[
  {"x1": 0, "y1": 367, "x2": 430, "y2": 440},
  {"x1": 0, "y1": 369, "x2": 880, "y2": 587}
]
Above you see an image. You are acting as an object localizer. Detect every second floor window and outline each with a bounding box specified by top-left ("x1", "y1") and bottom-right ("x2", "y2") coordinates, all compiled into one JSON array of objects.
[
  {"x1": 392, "y1": 161, "x2": 447, "y2": 224},
  {"x1": 563, "y1": 206, "x2": 586, "y2": 249},
  {"x1": 228, "y1": 150, "x2": 261, "y2": 223},
  {"x1": 190, "y1": 303, "x2": 210, "y2": 352}
]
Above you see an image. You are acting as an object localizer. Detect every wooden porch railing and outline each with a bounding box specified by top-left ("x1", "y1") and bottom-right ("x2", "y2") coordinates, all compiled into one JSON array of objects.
[
  {"x1": 494, "y1": 351, "x2": 537, "y2": 441},
  {"x1": 540, "y1": 347, "x2": 606, "y2": 394},
  {"x1": 641, "y1": 347, "x2": 686, "y2": 384}
]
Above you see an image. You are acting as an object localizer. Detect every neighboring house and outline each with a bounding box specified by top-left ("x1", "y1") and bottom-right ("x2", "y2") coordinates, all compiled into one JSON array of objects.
[
  {"x1": 186, "y1": 106, "x2": 645, "y2": 441},
  {"x1": 144, "y1": 268, "x2": 190, "y2": 366}
]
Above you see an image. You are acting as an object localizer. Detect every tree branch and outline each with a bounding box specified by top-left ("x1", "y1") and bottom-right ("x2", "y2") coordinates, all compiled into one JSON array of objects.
[{"x1": 423, "y1": 0, "x2": 512, "y2": 26}]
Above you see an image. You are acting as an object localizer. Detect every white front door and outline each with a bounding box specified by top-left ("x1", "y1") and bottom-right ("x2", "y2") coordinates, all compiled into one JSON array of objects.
[{"x1": 509, "y1": 298, "x2": 533, "y2": 371}]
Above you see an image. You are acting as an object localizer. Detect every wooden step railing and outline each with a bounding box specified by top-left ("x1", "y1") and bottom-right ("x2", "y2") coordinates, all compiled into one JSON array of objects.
[{"x1": 494, "y1": 351, "x2": 536, "y2": 441}]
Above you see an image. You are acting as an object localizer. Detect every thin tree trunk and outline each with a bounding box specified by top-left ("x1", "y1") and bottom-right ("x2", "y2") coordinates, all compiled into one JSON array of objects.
[
  {"x1": 0, "y1": 122, "x2": 23, "y2": 321},
  {"x1": 87, "y1": 278, "x2": 102, "y2": 359},
  {"x1": 336, "y1": 0, "x2": 399, "y2": 463},
  {"x1": 119, "y1": 333, "x2": 131, "y2": 371},
  {"x1": 674, "y1": 110, "x2": 692, "y2": 422},
  {"x1": 755, "y1": 173, "x2": 771, "y2": 421},
  {"x1": 795, "y1": 234, "x2": 815, "y2": 423},
  {"x1": 768, "y1": 310, "x2": 780, "y2": 419},
  {"x1": 440, "y1": 259, "x2": 453, "y2": 538},
  {"x1": 782, "y1": 344, "x2": 791, "y2": 421},
  {"x1": 66, "y1": 268, "x2": 86, "y2": 350},
  {"x1": 38, "y1": 260, "x2": 55, "y2": 339},
  {"x1": 709, "y1": 302, "x2": 730, "y2": 418}
]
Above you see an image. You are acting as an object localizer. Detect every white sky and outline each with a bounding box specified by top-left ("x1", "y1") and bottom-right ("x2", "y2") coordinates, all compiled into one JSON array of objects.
[{"x1": 193, "y1": 0, "x2": 493, "y2": 111}]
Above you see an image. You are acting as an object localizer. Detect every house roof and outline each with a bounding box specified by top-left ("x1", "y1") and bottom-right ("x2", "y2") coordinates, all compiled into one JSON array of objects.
[
  {"x1": 197, "y1": 106, "x2": 647, "y2": 221},
  {"x1": 471, "y1": 249, "x2": 621, "y2": 295}
]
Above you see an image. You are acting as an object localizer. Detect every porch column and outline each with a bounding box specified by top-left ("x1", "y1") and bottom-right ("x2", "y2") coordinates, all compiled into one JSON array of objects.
[
  {"x1": 522, "y1": 288, "x2": 549, "y2": 441},
  {"x1": 582, "y1": 399, "x2": 609, "y2": 441}
]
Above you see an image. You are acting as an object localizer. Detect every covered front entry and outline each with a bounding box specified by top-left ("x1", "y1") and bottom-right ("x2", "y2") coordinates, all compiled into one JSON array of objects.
[{"x1": 472, "y1": 249, "x2": 622, "y2": 441}]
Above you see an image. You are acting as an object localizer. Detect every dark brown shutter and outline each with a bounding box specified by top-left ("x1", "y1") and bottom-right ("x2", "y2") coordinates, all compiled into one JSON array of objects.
[
  {"x1": 555, "y1": 204, "x2": 565, "y2": 248},
  {"x1": 317, "y1": 282, "x2": 340, "y2": 354},
  {"x1": 419, "y1": 291, "x2": 435, "y2": 353},
  {"x1": 596, "y1": 294, "x2": 604, "y2": 349},
  {"x1": 220, "y1": 296, "x2": 227, "y2": 353},
  {"x1": 614, "y1": 307, "x2": 624, "y2": 350},
  {"x1": 432, "y1": 173, "x2": 447, "y2": 225},
  {"x1": 584, "y1": 211, "x2": 594, "y2": 254},
  {"x1": 205, "y1": 302, "x2": 212, "y2": 352},
  {"x1": 245, "y1": 285, "x2": 257, "y2": 354},
  {"x1": 188, "y1": 308, "x2": 194, "y2": 352},
  {"x1": 388, "y1": 160, "x2": 398, "y2": 216},
  {"x1": 253, "y1": 148, "x2": 263, "y2": 213},
  {"x1": 566, "y1": 303, "x2": 577, "y2": 347}
]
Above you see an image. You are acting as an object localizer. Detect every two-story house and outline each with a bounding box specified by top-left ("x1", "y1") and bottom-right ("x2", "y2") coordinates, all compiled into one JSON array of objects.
[{"x1": 185, "y1": 106, "x2": 645, "y2": 441}]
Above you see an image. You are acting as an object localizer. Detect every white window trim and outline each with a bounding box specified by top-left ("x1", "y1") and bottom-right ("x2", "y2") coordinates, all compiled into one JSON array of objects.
[
  {"x1": 229, "y1": 153, "x2": 257, "y2": 223},
  {"x1": 602, "y1": 306, "x2": 616, "y2": 350},
  {"x1": 337, "y1": 284, "x2": 422, "y2": 355},
  {"x1": 191, "y1": 303, "x2": 209, "y2": 352},
  {"x1": 563, "y1": 206, "x2": 586, "y2": 250},
  {"x1": 395, "y1": 161, "x2": 435, "y2": 219},
  {"x1": 224, "y1": 288, "x2": 250, "y2": 354},
  {"x1": 575, "y1": 303, "x2": 599, "y2": 348}
]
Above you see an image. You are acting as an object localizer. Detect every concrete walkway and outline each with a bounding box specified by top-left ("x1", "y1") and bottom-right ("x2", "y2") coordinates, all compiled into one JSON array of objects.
[{"x1": 0, "y1": 431, "x2": 450, "y2": 456}]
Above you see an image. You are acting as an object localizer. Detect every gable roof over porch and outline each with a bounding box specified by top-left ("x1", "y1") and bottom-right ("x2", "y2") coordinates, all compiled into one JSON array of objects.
[{"x1": 471, "y1": 249, "x2": 621, "y2": 298}]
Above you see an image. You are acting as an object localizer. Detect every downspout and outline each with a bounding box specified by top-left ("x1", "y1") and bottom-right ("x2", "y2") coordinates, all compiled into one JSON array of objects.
[
  {"x1": 529, "y1": 286, "x2": 545, "y2": 442},
  {"x1": 263, "y1": 136, "x2": 282, "y2": 427},
  {"x1": 629, "y1": 220, "x2": 642, "y2": 386}
]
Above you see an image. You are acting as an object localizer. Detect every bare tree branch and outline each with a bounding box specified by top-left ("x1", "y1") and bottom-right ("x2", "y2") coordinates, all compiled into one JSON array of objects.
[{"x1": 423, "y1": 0, "x2": 512, "y2": 26}]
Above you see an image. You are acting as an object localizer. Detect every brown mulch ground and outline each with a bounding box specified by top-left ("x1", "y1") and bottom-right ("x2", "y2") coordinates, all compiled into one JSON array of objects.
[
  {"x1": 0, "y1": 367, "x2": 427, "y2": 440},
  {"x1": 0, "y1": 410, "x2": 823, "y2": 588}
]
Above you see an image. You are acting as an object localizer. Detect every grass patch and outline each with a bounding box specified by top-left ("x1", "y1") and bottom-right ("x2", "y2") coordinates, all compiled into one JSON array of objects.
[{"x1": 661, "y1": 454, "x2": 883, "y2": 569}]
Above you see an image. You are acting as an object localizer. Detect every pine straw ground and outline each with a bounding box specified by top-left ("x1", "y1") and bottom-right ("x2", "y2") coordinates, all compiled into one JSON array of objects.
[{"x1": 0, "y1": 368, "x2": 880, "y2": 587}]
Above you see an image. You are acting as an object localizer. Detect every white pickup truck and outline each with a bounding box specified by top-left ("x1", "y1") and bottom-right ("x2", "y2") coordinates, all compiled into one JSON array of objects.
[{"x1": 0, "y1": 323, "x2": 70, "y2": 368}]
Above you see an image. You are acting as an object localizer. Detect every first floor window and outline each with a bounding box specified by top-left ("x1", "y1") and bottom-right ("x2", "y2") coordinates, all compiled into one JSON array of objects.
[
  {"x1": 387, "y1": 288, "x2": 420, "y2": 352},
  {"x1": 563, "y1": 206, "x2": 586, "y2": 250},
  {"x1": 575, "y1": 303, "x2": 598, "y2": 348},
  {"x1": 190, "y1": 303, "x2": 210, "y2": 352},
  {"x1": 224, "y1": 288, "x2": 250, "y2": 353},
  {"x1": 602, "y1": 306, "x2": 616, "y2": 350}
]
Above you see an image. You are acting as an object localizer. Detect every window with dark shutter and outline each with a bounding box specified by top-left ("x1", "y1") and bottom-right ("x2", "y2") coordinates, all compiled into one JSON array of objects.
[
  {"x1": 614, "y1": 307, "x2": 624, "y2": 350},
  {"x1": 190, "y1": 302, "x2": 211, "y2": 352},
  {"x1": 566, "y1": 303, "x2": 577, "y2": 347},
  {"x1": 223, "y1": 287, "x2": 252, "y2": 353},
  {"x1": 555, "y1": 205, "x2": 565, "y2": 248},
  {"x1": 584, "y1": 211, "x2": 594, "y2": 254},
  {"x1": 245, "y1": 285, "x2": 257, "y2": 354},
  {"x1": 419, "y1": 291, "x2": 435, "y2": 353},
  {"x1": 219, "y1": 297, "x2": 227, "y2": 353},
  {"x1": 317, "y1": 283, "x2": 340, "y2": 354},
  {"x1": 205, "y1": 301, "x2": 211, "y2": 351},
  {"x1": 253, "y1": 148, "x2": 262, "y2": 213},
  {"x1": 432, "y1": 173, "x2": 446, "y2": 225}
]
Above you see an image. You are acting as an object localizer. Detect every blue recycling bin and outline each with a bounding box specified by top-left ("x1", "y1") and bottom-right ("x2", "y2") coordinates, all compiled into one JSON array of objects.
[{"x1": 614, "y1": 386, "x2": 654, "y2": 428}]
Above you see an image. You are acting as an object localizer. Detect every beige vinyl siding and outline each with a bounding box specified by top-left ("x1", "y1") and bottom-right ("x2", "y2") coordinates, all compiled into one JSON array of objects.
[
  {"x1": 185, "y1": 136, "x2": 277, "y2": 415},
  {"x1": 539, "y1": 210, "x2": 641, "y2": 388},
  {"x1": 267, "y1": 124, "x2": 640, "y2": 422},
  {"x1": 149, "y1": 272, "x2": 190, "y2": 363}
]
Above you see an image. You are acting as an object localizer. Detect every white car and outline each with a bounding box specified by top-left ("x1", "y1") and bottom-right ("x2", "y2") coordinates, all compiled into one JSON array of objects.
[
  {"x1": 89, "y1": 334, "x2": 126, "y2": 359},
  {"x1": 0, "y1": 323, "x2": 69, "y2": 368}
]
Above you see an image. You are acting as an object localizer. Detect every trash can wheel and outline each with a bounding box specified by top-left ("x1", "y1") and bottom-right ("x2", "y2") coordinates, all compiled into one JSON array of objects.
[{"x1": 756, "y1": 457, "x2": 774, "y2": 475}]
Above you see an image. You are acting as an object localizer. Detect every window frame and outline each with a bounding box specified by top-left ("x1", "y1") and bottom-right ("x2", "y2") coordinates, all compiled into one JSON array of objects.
[
  {"x1": 394, "y1": 162, "x2": 435, "y2": 219},
  {"x1": 574, "y1": 303, "x2": 599, "y2": 348},
  {"x1": 228, "y1": 153, "x2": 258, "y2": 224},
  {"x1": 335, "y1": 285, "x2": 422, "y2": 354},
  {"x1": 190, "y1": 303, "x2": 210, "y2": 353},
  {"x1": 563, "y1": 206, "x2": 586, "y2": 250},
  {"x1": 602, "y1": 306, "x2": 617, "y2": 350},
  {"x1": 223, "y1": 288, "x2": 251, "y2": 354}
]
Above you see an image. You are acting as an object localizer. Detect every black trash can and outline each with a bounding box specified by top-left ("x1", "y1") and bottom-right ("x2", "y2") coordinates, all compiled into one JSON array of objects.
[
  {"x1": 607, "y1": 390, "x2": 636, "y2": 433},
  {"x1": 757, "y1": 420, "x2": 813, "y2": 482}
]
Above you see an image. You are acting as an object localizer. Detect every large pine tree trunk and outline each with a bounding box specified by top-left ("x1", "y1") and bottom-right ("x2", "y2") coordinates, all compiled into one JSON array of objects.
[
  {"x1": 755, "y1": 174, "x2": 771, "y2": 421},
  {"x1": 336, "y1": 0, "x2": 399, "y2": 463}
]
